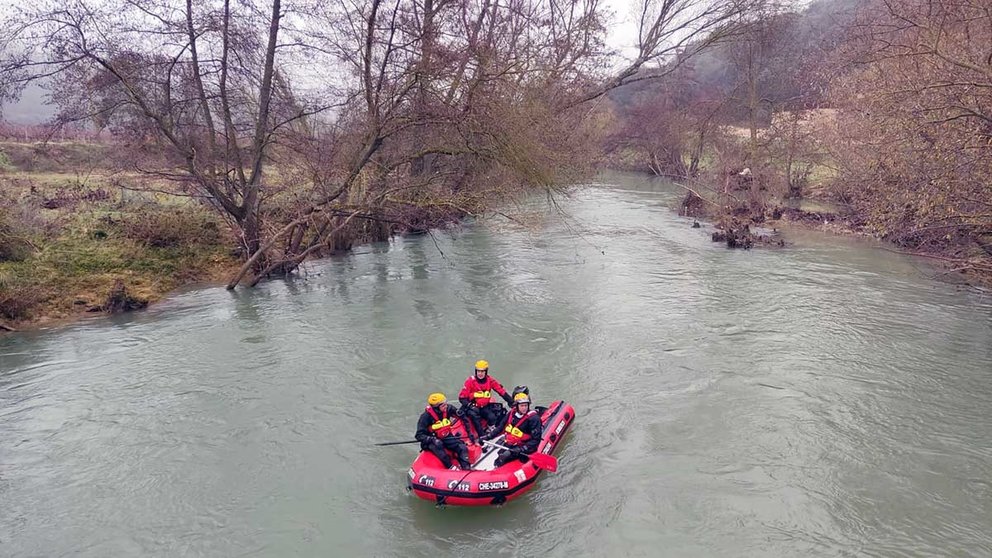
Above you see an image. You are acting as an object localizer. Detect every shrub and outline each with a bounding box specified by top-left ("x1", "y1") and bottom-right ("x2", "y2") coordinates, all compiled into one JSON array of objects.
[
  {"x1": 0, "y1": 149, "x2": 13, "y2": 172},
  {"x1": 0, "y1": 267, "x2": 47, "y2": 320},
  {"x1": 117, "y1": 205, "x2": 224, "y2": 248},
  {"x1": 0, "y1": 205, "x2": 38, "y2": 262}
]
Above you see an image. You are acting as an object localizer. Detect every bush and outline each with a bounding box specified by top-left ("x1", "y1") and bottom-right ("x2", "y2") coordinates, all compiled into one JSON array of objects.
[
  {"x1": 0, "y1": 206, "x2": 38, "y2": 262},
  {"x1": 117, "y1": 206, "x2": 224, "y2": 248},
  {"x1": 0, "y1": 149, "x2": 13, "y2": 172},
  {"x1": 0, "y1": 267, "x2": 47, "y2": 320}
]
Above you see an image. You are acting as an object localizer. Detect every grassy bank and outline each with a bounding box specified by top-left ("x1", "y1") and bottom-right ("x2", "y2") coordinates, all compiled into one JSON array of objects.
[{"x1": 0, "y1": 141, "x2": 239, "y2": 330}]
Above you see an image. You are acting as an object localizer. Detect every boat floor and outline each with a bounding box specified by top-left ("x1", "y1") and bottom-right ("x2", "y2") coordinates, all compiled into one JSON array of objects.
[{"x1": 468, "y1": 435, "x2": 506, "y2": 472}]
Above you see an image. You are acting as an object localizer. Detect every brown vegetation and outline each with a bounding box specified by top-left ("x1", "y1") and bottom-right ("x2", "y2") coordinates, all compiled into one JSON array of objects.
[
  {"x1": 824, "y1": 0, "x2": 992, "y2": 278},
  {"x1": 605, "y1": 0, "x2": 991, "y2": 284},
  {"x1": 0, "y1": 144, "x2": 238, "y2": 328},
  {"x1": 1, "y1": 0, "x2": 762, "y2": 326},
  {"x1": 1, "y1": 0, "x2": 756, "y2": 294}
]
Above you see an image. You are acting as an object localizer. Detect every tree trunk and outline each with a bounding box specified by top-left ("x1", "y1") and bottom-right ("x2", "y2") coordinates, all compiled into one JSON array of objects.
[
  {"x1": 241, "y1": 0, "x2": 281, "y2": 261},
  {"x1": 241, "y1": 206, "x2": 261, "y2": 260},
  {"x1": 747, "y1": 40, "x2": 759, "y2": 163}
]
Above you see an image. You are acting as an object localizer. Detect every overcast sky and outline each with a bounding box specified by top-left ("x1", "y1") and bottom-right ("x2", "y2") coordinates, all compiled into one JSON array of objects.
[
  {"x1": 1, "y1": 0, "x2": 643, "y2": 124},
  {"x1": 605, "y1": 0, "x2": 642, "y2": 58}
]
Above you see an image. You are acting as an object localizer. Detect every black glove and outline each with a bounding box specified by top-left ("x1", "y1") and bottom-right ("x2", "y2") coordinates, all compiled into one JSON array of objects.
[{"x1": 501, "y1": 393, "x2": 514, "y2": 406}]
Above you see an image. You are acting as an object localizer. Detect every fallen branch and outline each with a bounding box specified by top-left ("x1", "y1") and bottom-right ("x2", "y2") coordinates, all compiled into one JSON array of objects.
[{"x1": 671, "y1": 179, "x2": 737, "y2": 206}]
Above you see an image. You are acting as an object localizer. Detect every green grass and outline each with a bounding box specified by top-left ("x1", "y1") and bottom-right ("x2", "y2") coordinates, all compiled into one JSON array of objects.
[
  {"x1": 0, "y1": 172, "x2": 238, "y2": 324},
  {"x1": 1, "y1": 231, "x2": 236, "y2": 321},
  {"x1": 0, "y1": 149, "x2": 14, "y2": 172}
]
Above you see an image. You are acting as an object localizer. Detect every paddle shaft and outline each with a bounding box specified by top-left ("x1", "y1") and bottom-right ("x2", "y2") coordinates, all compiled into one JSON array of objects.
[
  {"x1": 375, "y1": 435, "x2": 471, "y2": 446},
  {"x1": 481, "y1": 439, "x2": 558, "y2": 472}
]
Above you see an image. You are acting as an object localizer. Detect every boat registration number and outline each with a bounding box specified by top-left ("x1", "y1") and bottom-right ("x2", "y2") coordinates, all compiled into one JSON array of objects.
[{"x1": 478, "y1": 481, "x2": 509, "y2": 491}]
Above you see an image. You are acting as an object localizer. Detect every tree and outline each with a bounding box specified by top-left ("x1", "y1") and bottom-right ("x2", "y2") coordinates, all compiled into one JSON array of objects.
[
  {"x1": 0, "y1": 0, "x2": 312, "y2": 260},
  {"x1": 2, "y1": 0, "x2": 757, "y2": 288},
  {"x1": 230, "y1": 0, "x2": 756, "y2": 285},
  {"x1": 605, "y1": 64, "x2": 728, "y2": 178},
  {"x1": 824, "y1": 0, "x2": 992, "y2": 272}
]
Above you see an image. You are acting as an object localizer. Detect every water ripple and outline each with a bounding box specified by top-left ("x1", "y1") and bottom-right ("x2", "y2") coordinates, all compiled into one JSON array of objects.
[{"x1": 2, "y1": 174, "x2": 991, "y2": 557}]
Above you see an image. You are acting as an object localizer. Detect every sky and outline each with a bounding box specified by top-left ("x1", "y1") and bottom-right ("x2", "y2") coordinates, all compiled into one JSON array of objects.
[
  {"x1": 604, "y1": 0, "x2": 642, "y2": 58},
  {"x1": 0, "y1": 0, "x2": 644, "y2": 124}
]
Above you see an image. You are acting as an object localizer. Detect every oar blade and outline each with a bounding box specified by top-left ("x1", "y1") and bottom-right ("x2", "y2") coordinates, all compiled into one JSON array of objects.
[{"x1": 530, "y1": 452, "x2": 558, "y2": 472}]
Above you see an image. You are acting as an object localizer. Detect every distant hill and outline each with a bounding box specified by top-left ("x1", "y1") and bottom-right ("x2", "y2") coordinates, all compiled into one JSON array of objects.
[{"x1": 608, "y1": 0, "x2": 861, "y2": 122}]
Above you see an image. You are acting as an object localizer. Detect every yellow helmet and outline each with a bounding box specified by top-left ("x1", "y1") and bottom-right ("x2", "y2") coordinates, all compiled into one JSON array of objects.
[
  {"x1": 427, "y1": 393, "x2": 446, "y2": 406},
  {"x1": 475, "y1": 360, "x2": 489, "y2": 371},
  {"x1": 513, "y1": 392, "x2": 530, "y2": 404}
]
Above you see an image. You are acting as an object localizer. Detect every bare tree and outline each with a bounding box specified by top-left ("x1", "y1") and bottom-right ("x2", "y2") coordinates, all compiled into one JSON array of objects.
[
  {"x1": 1, "y1": 0, "x2": 761, "y2": 289},
  {"x1": 572, "y1": 0, "x2": 752, "y2": 106},
  {"x1": 3, "y1": 0, "x2": 342, "y2": 259},
  {"x1": 824, "y1": 0, "x2": 992, "y2": 273}
]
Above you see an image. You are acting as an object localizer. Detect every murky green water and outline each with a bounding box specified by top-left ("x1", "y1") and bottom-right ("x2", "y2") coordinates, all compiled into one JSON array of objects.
[{"x1": 2, "y1": 172, "x2": 990, "y2": 557}]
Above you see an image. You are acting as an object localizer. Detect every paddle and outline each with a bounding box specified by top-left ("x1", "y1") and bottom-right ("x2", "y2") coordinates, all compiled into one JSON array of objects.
[
  {"x1": 482, "y1": 439, "x2": 558, "y2": 472},
  {"x1": 375, "y1": 439, "x2": 425, "y2": 446},
  {"x1": 375, "y1": 435, "x2": 470, "y2": 446}
]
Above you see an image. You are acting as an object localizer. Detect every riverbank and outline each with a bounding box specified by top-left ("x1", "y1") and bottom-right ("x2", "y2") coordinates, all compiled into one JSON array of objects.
[
  {"x1": 0, "y1": 140, "x2": 472, "y2": 331},
  {"x1": 0, "y1": 141, "x2": 241, "y2": 331},
  {"x1": 3, "y1": 141, "x2": 986, "y2": 333},
  {"x1": 678, "y1": 183, "x2": 992, "y2": 289}
]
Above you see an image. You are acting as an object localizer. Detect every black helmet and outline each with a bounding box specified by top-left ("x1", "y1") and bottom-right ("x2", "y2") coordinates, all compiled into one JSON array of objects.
[{"x1": 512, "y1": 385, "x2": 529, "y2": 398}]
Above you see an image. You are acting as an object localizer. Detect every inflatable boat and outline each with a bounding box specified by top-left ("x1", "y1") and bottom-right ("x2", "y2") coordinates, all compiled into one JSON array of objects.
[{"x1": 407, "y1": 400, "x2": 575, "y2": 506}]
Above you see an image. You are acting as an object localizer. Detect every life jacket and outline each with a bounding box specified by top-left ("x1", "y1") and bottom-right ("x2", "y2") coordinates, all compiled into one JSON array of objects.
[
  {"x1": 469, "y1": 376, "x2": 496, "y2": 407},
  {"x1": 504, "y1": 410, "x2": 536, "y2": 445},
  {"x1": 426, "y1": 406, "x2": 454, "y2": 438}
]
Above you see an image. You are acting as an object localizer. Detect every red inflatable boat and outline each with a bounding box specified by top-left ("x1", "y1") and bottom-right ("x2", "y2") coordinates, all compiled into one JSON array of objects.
[{"x1": 407, "y1": 400, "x2": 575, "y2": 506}]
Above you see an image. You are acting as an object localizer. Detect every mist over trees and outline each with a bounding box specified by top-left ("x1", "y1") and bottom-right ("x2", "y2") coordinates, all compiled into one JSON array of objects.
[{"x1": 606, "y1": 0, "x2": 859, "y2": 176}]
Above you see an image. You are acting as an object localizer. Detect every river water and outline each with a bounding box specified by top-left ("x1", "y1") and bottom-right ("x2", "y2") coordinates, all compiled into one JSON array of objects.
[{"x1": 2, "y1": 173, "x2": 990, "y2": 557}]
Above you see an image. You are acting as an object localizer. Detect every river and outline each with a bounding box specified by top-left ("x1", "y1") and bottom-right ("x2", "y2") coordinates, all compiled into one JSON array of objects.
[{"x1": 2, "y1": 172, "x2": 990, "y2": 557}]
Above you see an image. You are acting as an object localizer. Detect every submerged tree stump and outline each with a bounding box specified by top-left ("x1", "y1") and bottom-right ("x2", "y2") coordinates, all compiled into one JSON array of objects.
[
  {"x1": 102, "y1": 279, "x2": 148, "y2": 314},
  {"x1": 710, "y1": 215, "x2": 785, "y2": 249},
  {"x1": 712, "y1": 222, "x2": 755, "y2": 249},
  {"x1": 679, "y1": 191, "x2": 707, "y2": 217}
]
